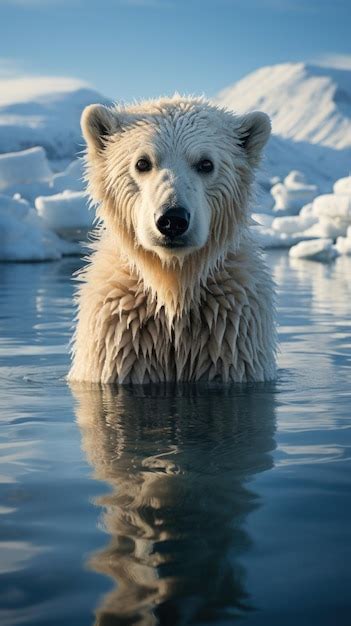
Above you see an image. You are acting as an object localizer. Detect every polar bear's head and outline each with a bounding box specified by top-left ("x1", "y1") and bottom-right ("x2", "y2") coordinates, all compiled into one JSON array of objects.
[{"x1": 81, "y1": 97, "x2": 270, "y2": 265}]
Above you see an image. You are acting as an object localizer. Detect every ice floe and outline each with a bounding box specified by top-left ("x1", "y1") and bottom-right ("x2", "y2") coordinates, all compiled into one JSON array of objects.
[
  {"x1": 251, "y1": 173, "x2": 351, "y2": 261},
  {"x1": 0, "y1": 146, "x2": 52, "y2": 191},
  {"x1": 0, "y1": 194, "x2": 78, "y2": 262},
  {"x1": 35, "y1": 190, "x2": 92, "y2": 237},
  {"x1": 289, "y1": 239, "x2": 339, "y2": 262},
  {"x1": 51, "y1": 159, "x2": 85, "y2": 194},
  {"x1": 333, "y1": 175, "x2": 351, "y2": 196},
  {"x1": 271, "y1": 171, "x2": 319, "y2": 215},
  {"x1": 271, "y1": 214, "x2": 318, "y2": 234}
]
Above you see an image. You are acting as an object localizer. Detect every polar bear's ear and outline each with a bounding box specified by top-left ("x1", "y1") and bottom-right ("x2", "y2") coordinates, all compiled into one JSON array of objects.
[
  {"x1": 237, "y1": 111, "x2": 271, "y2": 166},
  {"x1": 81, "y1": 104, "x2": 119, "y2": 153}
]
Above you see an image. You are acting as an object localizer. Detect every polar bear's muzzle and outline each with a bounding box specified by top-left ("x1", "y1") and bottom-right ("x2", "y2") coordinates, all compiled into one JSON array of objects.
[{"x1": 155, "y1": 206, "x2": 190, "y2": 240}]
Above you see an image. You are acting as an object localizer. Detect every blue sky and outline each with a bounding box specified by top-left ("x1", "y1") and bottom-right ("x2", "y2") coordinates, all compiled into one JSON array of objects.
[{"x1": 0, "y1": 0, "x2": 350, "y2": 100}]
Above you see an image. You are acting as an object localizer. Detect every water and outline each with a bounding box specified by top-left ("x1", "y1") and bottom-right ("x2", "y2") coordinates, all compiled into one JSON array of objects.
[{"x1": 0, "y1": 251, "x2": 350, "y2": 626}]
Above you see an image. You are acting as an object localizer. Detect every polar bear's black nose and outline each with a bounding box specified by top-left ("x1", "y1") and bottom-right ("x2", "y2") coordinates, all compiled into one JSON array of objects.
[{"x1": 155, "y1": 207, "x2": 190, "y2": 239}]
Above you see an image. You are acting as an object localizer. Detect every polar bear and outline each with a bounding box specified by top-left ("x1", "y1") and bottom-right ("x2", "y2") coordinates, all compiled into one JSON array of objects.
[{"x1": 68, "y1": 96, "x2": 276, "y2": 384}]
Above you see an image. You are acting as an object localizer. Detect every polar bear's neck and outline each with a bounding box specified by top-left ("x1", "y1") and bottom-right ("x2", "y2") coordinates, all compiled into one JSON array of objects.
[
  {"x1": 99, "y1": 219, "x2": 246, "y2": 321},
  {"x1": 114, "y1": 234, "x2": 233, "y2": 321}
]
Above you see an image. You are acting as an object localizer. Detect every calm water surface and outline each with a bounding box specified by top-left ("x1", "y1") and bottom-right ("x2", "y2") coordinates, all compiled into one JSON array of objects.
[{"x1": 0, "y1": 251, "x2": 350, "y2": 626}]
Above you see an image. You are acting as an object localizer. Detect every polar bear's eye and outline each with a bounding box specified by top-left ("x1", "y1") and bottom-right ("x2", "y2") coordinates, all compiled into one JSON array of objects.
[
  {"x1": 196, "y1": 159, "x2": 214, "y2": 174},
  {"x1": 136, "y1": 158, "x2": 152, "y2": 173}
]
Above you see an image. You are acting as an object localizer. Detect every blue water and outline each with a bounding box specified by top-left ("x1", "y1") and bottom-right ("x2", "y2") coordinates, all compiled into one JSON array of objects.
[{"x1": 0, "y1": 251, "x2": 350, "y2": 626}]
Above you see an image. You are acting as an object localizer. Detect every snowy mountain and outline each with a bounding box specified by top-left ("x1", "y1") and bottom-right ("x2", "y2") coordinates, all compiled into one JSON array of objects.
[
  {"x1": 0, "y1": 76, "x2": 111, "y2": 163},
  {"x1": 216, "y1": 63, "x2": 351, "y2": 190},
  {"x1": 217, "y1": 62, "x2": 351, "y2": 149}
]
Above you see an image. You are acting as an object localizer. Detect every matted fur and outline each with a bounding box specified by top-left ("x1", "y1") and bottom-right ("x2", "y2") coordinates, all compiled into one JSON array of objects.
[{"x1": 68, "y1": 96, "x2": 276, "y2": 384}]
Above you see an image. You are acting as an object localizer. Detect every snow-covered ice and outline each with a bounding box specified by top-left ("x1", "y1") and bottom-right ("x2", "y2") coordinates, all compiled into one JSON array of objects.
[
  {"x1": 289, "y1": 239, "x2": 339, "y2": 262},
  {"x1": 251, "y1": 172, "x2": 351, "y2": 255},
  {"x1": 251, "y1": 212, "x2": 274, "y2": 228},
  {"x1": 312, "y1": 194, "x2": 351, "y2": 219},
  {"x1": 0, "y1": 149, "x2": 92, "y2": 261},
  {"x1": 335, "y1": 236, "x2": 351, "y2": 256},
  {"x1": 334, "y1": 225, "x2": 351, "y2": 256},
  {"x1": 51, "y1": 159, "x2": 85, "y2": 194},
  {"x1": 302, "y1": 217, "x2": 348, "y2": 239},
  {"x1": 0, "y1": 147, "x2": 52, "y2": 191},
  {"x1": 35, "y1": 190, "x2": 93, "y2": 236},
  {"x1": 271, "y1": 214, "x2": 318, "y2": 234},
  {"x1": 271, "y1": 171, "x2": 319, "y2": 215},
  {"x1": 299, "y1": 203, "x2": 314, "y2": 217},
  {"x1": 0, "y1": 149, "x2": 87, "y2": 203},
  {"x1": 333, "y1": 175, "x2": 351, "y2": 196},
  {"x1": 0, "y1": 194, "x2": 78, "y2": 262},
  {"x1": 252, "y1": 226, "x2": 312, "y2": 249}
]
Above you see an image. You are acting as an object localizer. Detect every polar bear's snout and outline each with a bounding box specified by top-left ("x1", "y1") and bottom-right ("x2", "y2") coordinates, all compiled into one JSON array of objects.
[{"x1": 155, "y1": 206, "x2": 190, "y2": 240}]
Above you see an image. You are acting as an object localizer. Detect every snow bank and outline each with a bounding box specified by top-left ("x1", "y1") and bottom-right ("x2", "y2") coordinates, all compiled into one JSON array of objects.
[
  {"x1": 0, "y1": 147, "x2": 52, "y2": 191},
  {"x1": 289, "y1": 239, "x2": 338, "y2": 262},
  {"x1": 35, "y1": 190, "x2": 92, "y2": 235},
  {"x1": 0, "y1": 194, "x2": 78, "y2": 262},
  {"x1": 271, "y1": 170, "x2": 319, "y2": 215}
]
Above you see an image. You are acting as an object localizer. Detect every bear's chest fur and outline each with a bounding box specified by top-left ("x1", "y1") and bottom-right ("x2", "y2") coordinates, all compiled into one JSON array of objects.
[
  {"x1": 95, "y1": 284, "x2": 246, "y2": 384},
  {"x1": 69, "y1": 246, "x2": 275, "y2": 384}
]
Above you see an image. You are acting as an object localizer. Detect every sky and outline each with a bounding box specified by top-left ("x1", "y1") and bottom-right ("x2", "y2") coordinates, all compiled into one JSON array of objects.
[{"x1": 0, "y1": 0, "x2": 350, "y2": 101}]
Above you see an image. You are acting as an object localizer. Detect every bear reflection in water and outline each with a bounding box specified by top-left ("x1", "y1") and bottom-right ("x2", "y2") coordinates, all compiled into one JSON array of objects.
[{"x1": 71, "y1": 383, "x2": 277, "y2": 626}]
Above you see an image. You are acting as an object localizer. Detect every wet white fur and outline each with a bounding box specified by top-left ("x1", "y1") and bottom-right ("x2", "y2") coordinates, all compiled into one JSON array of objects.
[{"x1": 68, "y1": 96, "x2": 276, "y2": 384}]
